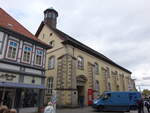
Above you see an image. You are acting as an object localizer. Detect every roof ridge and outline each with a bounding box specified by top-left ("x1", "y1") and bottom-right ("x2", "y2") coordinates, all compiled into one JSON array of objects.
[{"x1": 0, "y1": 8, "x2": 35, "y2": 38}]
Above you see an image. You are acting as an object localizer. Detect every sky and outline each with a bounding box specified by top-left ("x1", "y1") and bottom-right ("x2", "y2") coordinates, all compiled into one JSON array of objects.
[{"x1": 0, "y1": 0, "x2": 150, "y2": 90}]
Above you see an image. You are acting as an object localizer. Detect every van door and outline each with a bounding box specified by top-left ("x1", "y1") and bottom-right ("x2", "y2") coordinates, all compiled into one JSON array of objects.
[{"x1": 102, "y1": 93, "x2": 112, "y2": 110}]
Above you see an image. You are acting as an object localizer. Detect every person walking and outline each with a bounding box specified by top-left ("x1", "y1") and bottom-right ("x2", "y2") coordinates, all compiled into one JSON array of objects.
[
  {"x1": 137, "y1": 98, "x2": 144, "y2": 113},
  {"x1": 44, "y1": 102, "x2": 55, "y2": 113},
  {"x1": 79, "y1": 96, "x2": 84, "y2": 108},
  {"x1": 144, "y1": 100, "x2": 150, "y2": 113},
  {"x1": 0, "y1": 105, "x2": 8, "y2": 113}
]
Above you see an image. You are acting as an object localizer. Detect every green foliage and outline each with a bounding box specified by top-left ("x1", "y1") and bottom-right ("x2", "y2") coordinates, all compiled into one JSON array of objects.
[{"x1": 142, "y1": 89, "x2": 150, "y2": 96}]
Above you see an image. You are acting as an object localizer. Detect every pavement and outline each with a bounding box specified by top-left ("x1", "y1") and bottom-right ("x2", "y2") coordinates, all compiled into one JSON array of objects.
[{"x1": 56, "y1": 106, "x2": 149, "y2": 113}]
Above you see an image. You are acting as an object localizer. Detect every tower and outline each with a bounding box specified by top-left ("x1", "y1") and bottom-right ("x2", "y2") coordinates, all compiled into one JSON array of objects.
[{"x1": 44, "y1": 7, "x2": 58, "y2": 28}]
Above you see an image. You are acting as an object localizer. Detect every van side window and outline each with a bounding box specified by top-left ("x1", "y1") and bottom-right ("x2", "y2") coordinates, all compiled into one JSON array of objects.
[{"x1": 104, "y1": 93, "x2": 111, "y2": 99}]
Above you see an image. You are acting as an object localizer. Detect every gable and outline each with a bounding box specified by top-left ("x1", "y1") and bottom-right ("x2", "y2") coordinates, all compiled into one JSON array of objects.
[{"x1": 37, "y1": 24, "x2": 64, "y2": 52}]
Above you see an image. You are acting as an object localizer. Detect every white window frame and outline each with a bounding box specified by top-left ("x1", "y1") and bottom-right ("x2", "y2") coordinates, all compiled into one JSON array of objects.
[
  {"x1": 6, "y1": 40, "x2": 19, "y2": 60},
  {"x1": 48, "y1": 56, "x2": 55, "y2": 69},
  {"x1": 77, "y1": 56, "x2": 84, "y2": 69},
  {"x1": 22, "y1": 45, "x2": 32, "y2": 63},
  {"x1": 95, "y1": 80, "x2": 100, "y2": 91},
  {"x1": 0, "y1": 32, "x2": 4, "y2": 53},
  {"x1": 35, "y1": 49, "x2": 43, "y2": 66},
  {"x1": 94, "y1": 63, "x2": 99, "y2": 74},
  {"x1": 47, "y1": 77, "x2": 53, "y2": 94}
]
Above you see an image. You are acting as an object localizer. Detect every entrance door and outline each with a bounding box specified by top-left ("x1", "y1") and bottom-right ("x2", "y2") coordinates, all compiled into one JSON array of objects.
[
  {"x1": 77, "y1": 86, "x2": 84, "y2": 106},
  {"x1": 0, "y1": 87, "x2": 15, "y2": 108}
]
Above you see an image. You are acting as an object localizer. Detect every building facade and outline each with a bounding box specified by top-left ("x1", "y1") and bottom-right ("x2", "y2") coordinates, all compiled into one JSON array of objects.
[
  {"x1": 36, "y1": 8, "x2": 136, "y2": 107},
  {"x1": 0, "y1": 8, "x2": 51, "y2": 113}
]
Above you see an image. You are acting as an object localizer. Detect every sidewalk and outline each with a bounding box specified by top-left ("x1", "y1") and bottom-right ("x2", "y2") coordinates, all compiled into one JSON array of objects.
[{"x1": 56, "y1": 106, "x2": 148, "y2": 113}]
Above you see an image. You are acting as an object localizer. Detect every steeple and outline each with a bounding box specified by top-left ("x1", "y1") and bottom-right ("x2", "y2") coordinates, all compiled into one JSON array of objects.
[{"x1": 44, "y1": 7, "x2": 58, "y2": 28}]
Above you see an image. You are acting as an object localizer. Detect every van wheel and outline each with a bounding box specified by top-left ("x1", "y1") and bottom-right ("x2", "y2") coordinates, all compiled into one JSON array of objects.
[{"x1": 98, "y1": 105, "x2": 104, "y2": 111}]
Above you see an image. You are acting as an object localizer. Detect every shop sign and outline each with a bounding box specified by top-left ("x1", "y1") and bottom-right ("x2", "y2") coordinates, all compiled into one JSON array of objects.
[{"x1": 0, "y1": 73, "x2": 16, "y2": 81}]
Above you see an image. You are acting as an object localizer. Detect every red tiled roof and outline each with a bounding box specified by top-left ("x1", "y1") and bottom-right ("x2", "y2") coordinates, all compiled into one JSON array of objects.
[{"x1": 0, "y1": 8, "x2": 50, "y2": 48}]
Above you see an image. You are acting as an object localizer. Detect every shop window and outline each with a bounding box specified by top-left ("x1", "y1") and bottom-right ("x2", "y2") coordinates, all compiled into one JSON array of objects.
[
  {"x1": 6, "y1": 40, "x2": 19, "y2": 60},
  {"x1": 35, "y1": 49, "x2": 43, "y2": 66},
  {"x1": 22, "y1": 45, "x2": 32, "y2": 63},
  {"x1": 94, "y1": 63, "x2": 99, "y2": 74},
  {"x1": 20, "y1": 89, "x2": 39, "y2": 107},
  {"x1": 48, "y1": 56, "x2": 55, "y2": 69},
  {"x1": 77, "y1": 56, "x2": 84, "y2": 69},
  {"x1": 47, "y1": 77, "x2": 53, "y2": 94}
]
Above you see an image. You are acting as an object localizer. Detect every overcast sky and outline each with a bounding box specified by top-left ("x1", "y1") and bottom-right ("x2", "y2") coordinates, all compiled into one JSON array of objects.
[{"x1": 1, "y1": 0, "x2": 150, "y2": 90}]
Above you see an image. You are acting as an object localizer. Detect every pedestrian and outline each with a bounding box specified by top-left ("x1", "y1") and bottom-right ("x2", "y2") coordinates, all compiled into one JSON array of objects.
[
  {"x1": 44, "y1": 102, "x2": 55, "y2": 113},
  {"x1": 79, "y1": 96, "x2": 84, "y2": 108},
  {"x1": 144, "y1": 100, "x2": 150, "y2": 113},
  {"x1": 137, "y1": 98, "x2": 144, "y2": 113},
  {"x1": 10, "y1": 109, "x2": 17, "y2": 113},
  {"x1": 3, "y1": 109, "x2": 10, "y2": 113},
  {"x1": 0, "y1": 105, "x2": 8, "y2": 113}
]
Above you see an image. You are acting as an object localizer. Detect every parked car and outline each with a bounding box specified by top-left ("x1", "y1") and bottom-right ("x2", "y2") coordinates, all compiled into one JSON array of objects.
[{"x1": 92, "y1": 91, "x2": 141, "y2": 112}]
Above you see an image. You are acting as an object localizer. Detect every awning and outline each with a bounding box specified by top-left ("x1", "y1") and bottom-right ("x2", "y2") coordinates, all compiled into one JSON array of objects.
[{"x1": 0, "y1": 82, "x2": 45, "y2": 89}]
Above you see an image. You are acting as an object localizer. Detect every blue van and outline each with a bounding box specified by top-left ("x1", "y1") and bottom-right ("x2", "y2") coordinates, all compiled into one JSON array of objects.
[{"x1": 92, "y1": 91, "x2": 141, "y2": 112}]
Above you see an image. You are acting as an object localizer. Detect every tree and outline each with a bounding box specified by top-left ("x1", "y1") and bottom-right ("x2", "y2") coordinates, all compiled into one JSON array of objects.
[{"x1": 142, "y1": 89, "x2": 150, "y2": 97}]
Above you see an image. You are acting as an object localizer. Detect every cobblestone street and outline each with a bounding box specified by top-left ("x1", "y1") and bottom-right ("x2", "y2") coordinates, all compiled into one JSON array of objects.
[{"x1": 56, "y1": 106, "x2": 148, "y2": 113}]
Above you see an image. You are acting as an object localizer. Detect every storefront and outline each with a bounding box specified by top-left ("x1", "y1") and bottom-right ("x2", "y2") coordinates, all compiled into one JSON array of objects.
[{"x1": 0, "y1": 79, "x2": 45, "y2": 113}]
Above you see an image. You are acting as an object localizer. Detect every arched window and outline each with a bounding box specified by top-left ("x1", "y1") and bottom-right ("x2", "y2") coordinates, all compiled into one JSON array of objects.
[
  {"x1": 106, "y1": 67, "x2": 110, "y2": 77},
  {"x1": 77, "y1": 56, "x2": 84, "y2": 69},
  {"x1": 48, "y1": 56, "x2": 55, "y2": 69},
  {"x1": 95, "y1": 80, "x2": 100, "y2": 91},
  {"x1": 47, "y1": 77, "x2": 53, "y2": 94},
  {"x1": 94, "y1": 63, "x2": 99, "y2": 74},
  {"x1": 108, "y1": 82, "x2": 111, "y2": 91}
]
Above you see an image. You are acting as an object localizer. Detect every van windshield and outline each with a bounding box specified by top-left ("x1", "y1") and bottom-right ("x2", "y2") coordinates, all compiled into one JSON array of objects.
[
  {"x1": 99, "y1": 93, "x2": 111, "y2": 99},
  {"x1": 98, "y1": 93, "x2": 105, "y2": 99}
]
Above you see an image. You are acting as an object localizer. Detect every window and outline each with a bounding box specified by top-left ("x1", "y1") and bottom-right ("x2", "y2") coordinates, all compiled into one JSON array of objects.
[
  {"x1": 42, "y1": 34, "x2": 45, "y2": 39},
  {"x1": 77, "y1": 56, "x2": 84, "y2": 69},
  {"x1": 95, "y1": 80, "x2": 100, "y2": 91},
  {"x1": 106, "y1": 67, "x2": 110, "y2": 77},
  {"x1": 94, "y1": 63, "x2": 99, "y2": 74},
  {"x1": 48, "y1": 56, "x2": 55, "y2": 69},
  {"x1": 47, "y1": 77, "x2": 53, "y2": 94},
  {"x1": 49, "y1": 40, "x2": 55, "y2": 47},
  {"x1": 0, "y1": 32, "x2": 4, "y2": 53},
  {"x1": 35, "y1": 49, "x2": 43, "y2": 66},
  {"x1": 48, "y1": 13, "x2": 52, "y2": 18},
  {"x1": 108, "y1": 82, "x2": 111, "y2": 91},
  {"x1": 6, "y1": 40, "x2": 18, "y2": 60},
  {"x1": 22, "y1": 45, "x2": 32, "y2": 63}
]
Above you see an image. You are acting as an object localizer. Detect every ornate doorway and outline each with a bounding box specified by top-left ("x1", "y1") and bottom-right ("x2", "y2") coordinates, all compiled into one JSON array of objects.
[{"x1": 76, "y1": 75, "x2": 87, "y2": 106}]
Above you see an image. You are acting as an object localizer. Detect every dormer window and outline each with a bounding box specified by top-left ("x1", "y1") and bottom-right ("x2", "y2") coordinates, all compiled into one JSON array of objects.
[
  {"x1": 35, "y1": 49, "x2": 43, "y2": 66},
  {"x1": 22, "y1": 45, "x2": 32, "y2": 63},
  {"x1": 6, "y1": 40, "x2": 19, "y2": 60}
]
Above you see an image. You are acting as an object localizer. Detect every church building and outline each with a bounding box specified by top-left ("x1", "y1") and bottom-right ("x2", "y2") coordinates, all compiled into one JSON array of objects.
[{"x1": 36, "y1": 8, "x2": 136, "y2": 107}]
